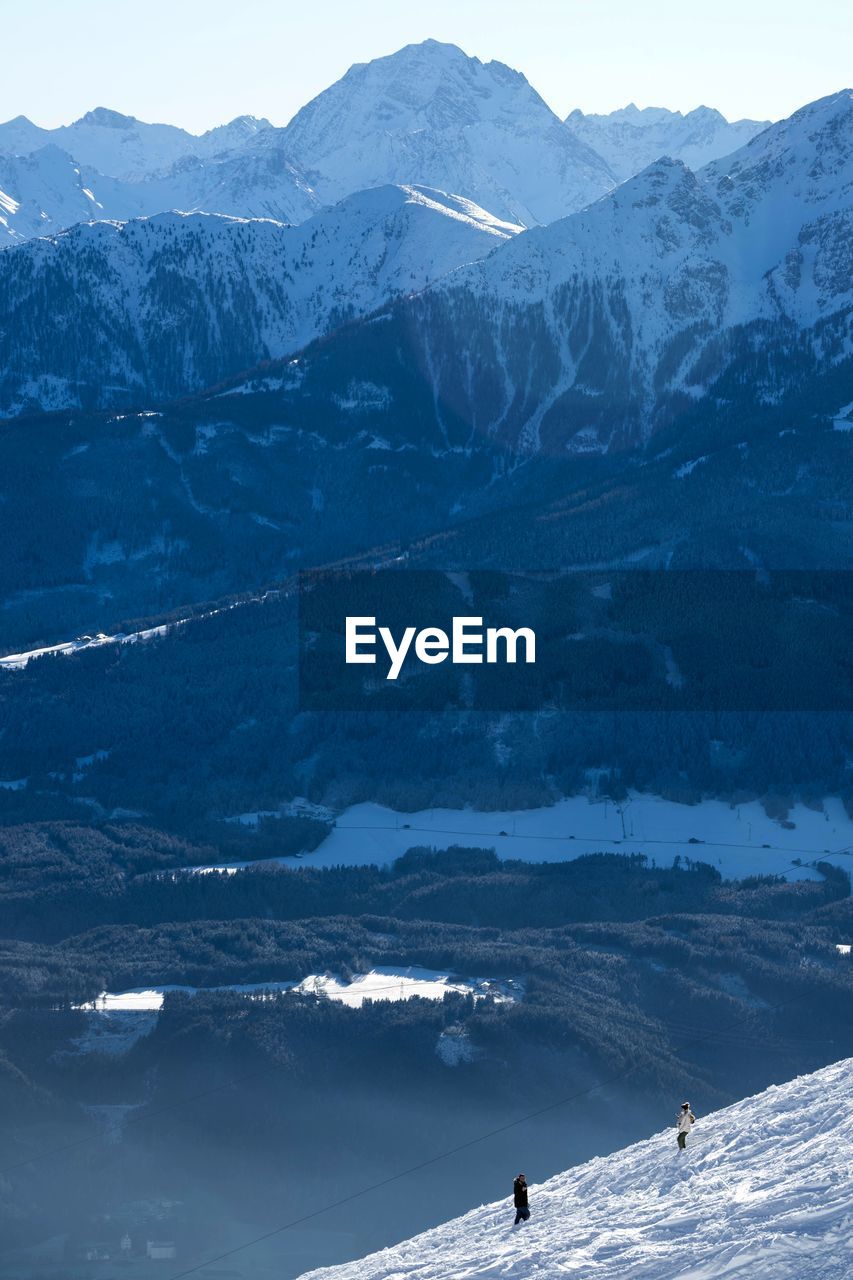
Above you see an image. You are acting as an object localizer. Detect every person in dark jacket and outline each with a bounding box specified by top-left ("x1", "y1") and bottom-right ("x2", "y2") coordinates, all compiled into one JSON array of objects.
[{"x1": 513, "y1": 1173, "x2": 530, "y2": 1224}]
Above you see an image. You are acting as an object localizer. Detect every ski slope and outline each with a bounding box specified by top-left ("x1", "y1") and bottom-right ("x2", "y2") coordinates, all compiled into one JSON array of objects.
[{"x1": 300, "y1": 1058, "x2": 853, "y2": 1280}]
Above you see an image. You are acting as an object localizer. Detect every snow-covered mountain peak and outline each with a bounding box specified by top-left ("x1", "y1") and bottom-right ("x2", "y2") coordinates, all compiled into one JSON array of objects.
[
  {"x1": 0, "y1": 106, "x2": 278, "y2": 184},
  {"x1": 685, "y1": 104, "x2": 727, "y2": 124},
  {"x1": 278, "y1": 40, "x2": 615, "y2": 225},
  {"x1": 207, "y1": 114, "x2": 272, "y2": 137},
  {"x1": 364, "y1": 86, "x2": 851, "y2": 455},
  {"x1": 715, "y1": 88, "x2": 851, "y2": 156},
  {"x1": 342, "y1": 38, "x2": 536, "y2": 106},
  {"x1": 393, "y1": 184, "x2": 522, "y2": 237},
  {"x1": 73, "y1": 106, "x2": 139, "y2": 129},
  {"x1": 300, "y1": 1058, "x2": 853, "y2": 1280},
  {"x1": 286, "y1": 39, "x2": 554, "y2": 142},
  {"x1": 448, "y1": 155, "x2": 725, "y2": 305},
  {"x1": 0, "y1": 144, "x2": 110, "y2": 242},
  {"x1": 0, "y1": 114, "x2": 52, "y2": 157}
]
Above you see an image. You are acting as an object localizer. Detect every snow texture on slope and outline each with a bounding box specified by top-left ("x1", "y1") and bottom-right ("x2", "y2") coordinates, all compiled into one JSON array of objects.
[{"x1": 300, "y1": 1057, "x2": 853, "y2": 1280}]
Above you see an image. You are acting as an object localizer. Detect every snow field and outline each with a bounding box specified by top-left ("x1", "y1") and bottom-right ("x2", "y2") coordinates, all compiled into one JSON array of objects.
[{"x1": 181, "y1": 793, "x2": 853, "y2": 884}]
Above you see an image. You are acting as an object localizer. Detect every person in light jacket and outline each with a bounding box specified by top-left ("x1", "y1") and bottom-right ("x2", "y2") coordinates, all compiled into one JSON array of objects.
[
  {"x1": 676, "y1": 1101, "x2": 696, "y2": 1150},
  {"x1": 513, "y1": 1173, "x2": 530, "y2": 1224}
]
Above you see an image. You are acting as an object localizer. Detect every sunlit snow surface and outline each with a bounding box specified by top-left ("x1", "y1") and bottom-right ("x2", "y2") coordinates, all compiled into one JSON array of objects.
[
  {"x1": 181, "y1": 794, "x2": 853, "y2": 883},
  {"x1": 299, "y1": 1058, "x2": 853, "y2": 1280}
]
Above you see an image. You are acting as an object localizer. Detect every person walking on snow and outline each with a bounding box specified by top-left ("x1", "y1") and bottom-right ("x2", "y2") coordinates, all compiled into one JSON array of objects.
[
  {"x1": 676, "y1": 1101, "x2": 696, "y2": 1150},
  {"x1": 513, "y1": 1173, "x2": 530, "y2": 1224}
]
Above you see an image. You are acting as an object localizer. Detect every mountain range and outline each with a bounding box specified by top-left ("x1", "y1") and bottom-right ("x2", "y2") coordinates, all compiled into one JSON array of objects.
[
  {"x1": 0, "y1": 51, "x2": 847, "y2": 442},
  {"x1": 0, "y1": 75, "x2": 849, "y2": 650},
  {"x1": 0, "y1": 138, "x2": 320, "y2": 243},
  {"x1": 0, "y1": 185, "x2": 519, "y2": 415},
  {"x1": 0, "y1": 40, "x2": 783, "y2": 246},
  {"x1": 0, "y1": 106, "x2": 274, "y2": 179},
  {"x1": 213, "y1": 88, "x2": 853, "y2": 455}
]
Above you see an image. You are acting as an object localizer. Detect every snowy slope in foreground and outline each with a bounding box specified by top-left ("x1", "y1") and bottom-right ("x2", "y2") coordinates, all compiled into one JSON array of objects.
[{"x1": 301, "y1": 1058, "x2": 853, "y2": 1280}]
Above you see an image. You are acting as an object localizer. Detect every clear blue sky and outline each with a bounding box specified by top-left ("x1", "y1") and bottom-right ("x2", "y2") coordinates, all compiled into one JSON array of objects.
[{"x1": 2, "y1": 0, "x2": 850, "y2": 131}]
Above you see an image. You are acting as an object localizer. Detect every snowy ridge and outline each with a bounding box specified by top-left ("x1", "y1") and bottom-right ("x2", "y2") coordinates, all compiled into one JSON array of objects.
[
  {"x1": 300, "y1": 1058, "x2": 853, "y2": 1280},
  {"x1": 0, "y1": 139, "x2": 319, "y2": 243},
  {"x1": 565, "y1": 102, "x2": 769, "y2": 182},
  {"x1": 0, "y1": 107, "x2": 274, "y2": 180},
  {"x1": 449, "y1": 90, "x2": 852, "y2": 316},
  {"x1": 0, "y1": 187, "x2": 519, "y2": 413}
]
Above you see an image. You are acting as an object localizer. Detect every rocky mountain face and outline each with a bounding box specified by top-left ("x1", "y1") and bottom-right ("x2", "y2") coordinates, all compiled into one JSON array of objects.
[
  {"x1": 0, "y1": 186, "x2": 519, "y2": 415},
  {"x1": 565, "y1": 102, "x2": 769, "y2": 180}
]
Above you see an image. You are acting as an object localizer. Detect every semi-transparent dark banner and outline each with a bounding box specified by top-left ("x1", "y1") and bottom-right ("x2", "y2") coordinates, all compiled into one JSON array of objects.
[{"x1": 297, "y1": 569, "x2": 852, "y2": 712}]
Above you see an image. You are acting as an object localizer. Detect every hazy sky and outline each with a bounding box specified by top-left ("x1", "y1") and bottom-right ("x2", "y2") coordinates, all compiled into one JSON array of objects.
[{"x1": 2, "y1": 0, "x2": 850, "y2": 132}]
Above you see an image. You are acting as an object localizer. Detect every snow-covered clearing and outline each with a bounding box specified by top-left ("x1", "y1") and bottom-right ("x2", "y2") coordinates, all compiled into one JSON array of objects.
[
  {"x1": 179, "y1": 794, "x2": 853, "y2": 883},
  {"x1": 69, "y1": 969, "x2": 518, "y2": 1052},
  {"x1": 299, "y1": 1057, "x2": 853, "y2": 1280},
  {"x1": 78, "y1": 970, "x2": 516, "y2": 1013}
]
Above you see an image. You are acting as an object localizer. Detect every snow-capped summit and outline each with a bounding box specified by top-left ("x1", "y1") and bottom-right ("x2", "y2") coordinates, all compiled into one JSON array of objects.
[
  {"x1": 200, "y1": 114, "x2": 273, "y2": 152},
  {"x1": 279, "y1": 39, "x2": 616, "y2": 225},
  {"x1": 11, "y1": 110, "x2": 198, "y2": 180},
  {"x1": 702, "y1": 88, "x2": 853, "y2": 321},
  {"x1": 74, "y1": 106, "x2": 137, "y2": 129},
  {"x1": 299, "y1": 1057, "x2": 853, "y2": 1279},
  {"x1": 565, "y1": 100, "x2": 769, "y2": 180}
]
